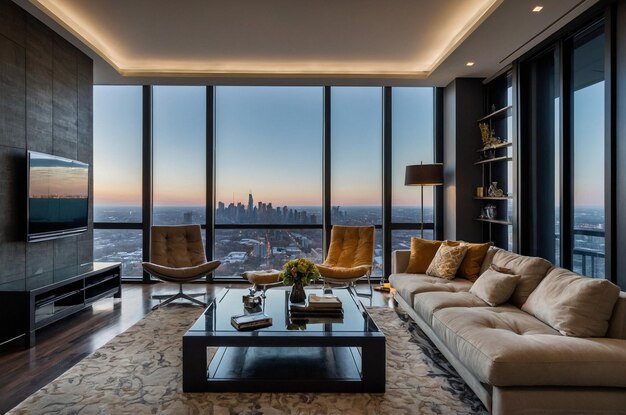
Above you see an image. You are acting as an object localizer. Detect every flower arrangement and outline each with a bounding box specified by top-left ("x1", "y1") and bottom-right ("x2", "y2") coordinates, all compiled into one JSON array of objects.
[{"x1": 279, "y1": 258, "x2": 320, "y2": 286}]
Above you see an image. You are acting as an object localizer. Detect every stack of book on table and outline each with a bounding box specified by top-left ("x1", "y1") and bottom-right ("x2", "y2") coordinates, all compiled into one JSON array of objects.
[
  {"x1": 231, "y1": 312, "x2": 272, "y2": 330},
  {"x1": 289, "y1": 293, "x2": 344, "y2": 323}
]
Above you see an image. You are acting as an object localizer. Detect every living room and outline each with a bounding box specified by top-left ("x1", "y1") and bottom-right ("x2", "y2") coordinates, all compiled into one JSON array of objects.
[{"x1": 1, "y1": 0, "x2": 625, "y2": 413}]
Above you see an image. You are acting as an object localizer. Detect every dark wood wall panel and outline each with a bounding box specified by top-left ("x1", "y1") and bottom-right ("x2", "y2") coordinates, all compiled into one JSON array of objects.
[
  {"x1": 0, "y1": 0, "x2": 93, "y2": 285},
  {"x1": 0, "y1": 0, "x2": 25, "y2": 48},
  {"x1": 52, "y1": 36, "x2": 78, "y2": 160},
  {"x1": 0, "y1": 146, "x2": 26, "y2": 283},
  {"x1": 25, "y1": 16, "x2": 53, "y2": 154},
  {"x1": 0, "y1": 35, "x2": 26, "y2": 149}
]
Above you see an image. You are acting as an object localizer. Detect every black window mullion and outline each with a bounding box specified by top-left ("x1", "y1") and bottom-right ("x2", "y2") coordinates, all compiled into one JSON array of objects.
[
  {"x1": 560, "y1": 39, "x2": 573, "y2": 271},
  {"x1": 382, "y1": 87, "x2": 392, "y2": 280},
  {"x1": 142, "y1": 85, "x2": 153, "y2": 283},
  {"x1": 323, "y1": 86, "x2": 332, "y2": 258},
  {"x1": 206, "y1": 86, "x2": 215, "y2": 276},
  {"x1": 604, "y1": 7, "x2": 616, "y2": 283}
]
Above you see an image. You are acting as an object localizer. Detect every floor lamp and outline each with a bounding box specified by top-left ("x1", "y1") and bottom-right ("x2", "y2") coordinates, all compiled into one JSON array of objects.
[{"x1": 405, "y1": 163, "x2": 444, "y2": 238}]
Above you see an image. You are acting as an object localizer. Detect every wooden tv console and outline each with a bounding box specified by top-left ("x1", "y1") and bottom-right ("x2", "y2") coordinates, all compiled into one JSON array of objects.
[{"x1": 0, "y1": 262, "x2": 121, "y2": 347}]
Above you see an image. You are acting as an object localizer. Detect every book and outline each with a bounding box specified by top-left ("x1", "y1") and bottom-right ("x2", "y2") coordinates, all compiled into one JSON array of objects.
[
  {"x1": 290, "y1": 308, "x2": 344, "y2": 319},
  {"x1": 307, "y1": 293, "x2": 342, "y2": 308},
  {"x1": 289, "y1": 315, "x2": 344, "y2": 324},
  {"x1": 290, "y1": 303, "x2": 344, "y2": 314},
  {"x1": 231, "y1": 312, "x2": 272, "y2": 330}
]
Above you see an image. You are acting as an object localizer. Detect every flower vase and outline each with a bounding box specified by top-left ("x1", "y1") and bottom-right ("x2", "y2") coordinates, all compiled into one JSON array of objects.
[{"x1": 289, "y1": 279, "x2": 306, "y2": 303}]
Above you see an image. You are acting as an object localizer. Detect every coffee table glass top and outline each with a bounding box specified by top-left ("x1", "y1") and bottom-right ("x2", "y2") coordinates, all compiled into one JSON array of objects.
[{"x1": 188, "y1": 287, "x2": 379, "y2": 334}]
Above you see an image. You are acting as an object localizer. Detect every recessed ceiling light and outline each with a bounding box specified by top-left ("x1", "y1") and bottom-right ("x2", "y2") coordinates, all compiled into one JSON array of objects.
[
  {"x1": 532, "y1": 6, "x2": 544, "y2": 12},
  {"x1": 466, "y1": 62, "x2": 475, "y2": 67}
]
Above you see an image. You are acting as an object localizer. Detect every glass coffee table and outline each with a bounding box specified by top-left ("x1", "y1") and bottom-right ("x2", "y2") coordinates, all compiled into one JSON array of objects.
[{"x1": 182, "y1": 287, "x2": 385, "y2": 393}]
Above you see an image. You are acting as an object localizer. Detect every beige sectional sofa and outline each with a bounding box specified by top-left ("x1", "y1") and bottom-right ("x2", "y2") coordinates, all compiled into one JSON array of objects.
[{"x1": 389, "y1": 247, "x2": 626, "y2": 415}]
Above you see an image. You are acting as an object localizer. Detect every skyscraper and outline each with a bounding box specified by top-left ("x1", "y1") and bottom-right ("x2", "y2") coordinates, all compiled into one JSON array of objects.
[{"x1": 248, "y1": 192, "x2": 254, "y2": 213}]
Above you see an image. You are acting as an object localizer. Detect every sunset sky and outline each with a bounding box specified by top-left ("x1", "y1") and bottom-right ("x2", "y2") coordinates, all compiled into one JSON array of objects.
[
  {"x1": 93, "y1": 83, "x2": 602, "y2": 210},
  {"x1": 94, "y1": 86, "x2": 435, "y2": 208}
]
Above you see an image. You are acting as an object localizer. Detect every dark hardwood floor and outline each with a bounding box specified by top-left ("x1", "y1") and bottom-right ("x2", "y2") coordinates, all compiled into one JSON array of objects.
[{"x1": 0, "y1": 282, "x2": 392, "y2": 414}]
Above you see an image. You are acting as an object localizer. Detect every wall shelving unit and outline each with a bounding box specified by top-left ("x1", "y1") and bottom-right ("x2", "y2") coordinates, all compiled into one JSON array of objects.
[{"x1": 475, "y1": 103, "x2": 514, "y2": 244}]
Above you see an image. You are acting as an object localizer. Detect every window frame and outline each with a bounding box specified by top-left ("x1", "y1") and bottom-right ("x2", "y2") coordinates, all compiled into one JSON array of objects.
[{"x1": 94, "y1": 85, "x2": 440, "y2": 282}]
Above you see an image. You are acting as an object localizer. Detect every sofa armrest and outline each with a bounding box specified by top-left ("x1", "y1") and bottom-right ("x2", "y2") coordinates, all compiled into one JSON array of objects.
[
  {"x1": 608, "y1": 291, "x2": 626, "y2": 340},
  {"x1": 391, "y1": 250, "x2": 410, "y2": 275}
]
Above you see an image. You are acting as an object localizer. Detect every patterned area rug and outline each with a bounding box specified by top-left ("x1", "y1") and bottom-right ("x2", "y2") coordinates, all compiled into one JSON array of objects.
[{"x1": 9, "y1": 304, "x2": 487, "y2": 415}]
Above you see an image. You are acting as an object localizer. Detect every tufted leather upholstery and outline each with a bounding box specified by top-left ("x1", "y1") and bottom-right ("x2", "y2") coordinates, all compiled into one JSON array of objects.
[
  {"x1": 318, "y1": 225, "x2": 374, "y2": 281},
  {"x1": 143, "y1": 225, "x2": 220, "y2": 282},
  {"x1": 150, "y1": 225, "x2": 207, "y2": 267}
]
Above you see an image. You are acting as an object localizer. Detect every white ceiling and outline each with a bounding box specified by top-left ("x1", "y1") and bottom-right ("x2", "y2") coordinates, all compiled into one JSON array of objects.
[{"x1": 14, "y1": 0, "x2": 599, "y2": 86}]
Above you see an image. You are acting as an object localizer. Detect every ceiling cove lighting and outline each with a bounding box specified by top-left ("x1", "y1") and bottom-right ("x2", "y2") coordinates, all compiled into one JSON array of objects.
[
  {"x1": 31, "y1": 0, "x2": 503, "y2": 78},
  {"x1": 532, "y1": 6, "x2": 544, "y2": 12}
]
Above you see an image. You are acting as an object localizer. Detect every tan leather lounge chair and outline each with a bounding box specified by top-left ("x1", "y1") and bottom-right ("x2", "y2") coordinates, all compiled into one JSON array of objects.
[
  {"x1": 142, "y1": 225, "x2": 220, "y2": 310},
  {"x1": 316, "y1": 225, "x2": 375, "y2": 297}
]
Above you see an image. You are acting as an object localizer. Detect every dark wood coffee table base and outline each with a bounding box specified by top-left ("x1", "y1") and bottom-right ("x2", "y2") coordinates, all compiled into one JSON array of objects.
[{"x1": 182, "y1": 334, "x2": 385, "y2": 393}]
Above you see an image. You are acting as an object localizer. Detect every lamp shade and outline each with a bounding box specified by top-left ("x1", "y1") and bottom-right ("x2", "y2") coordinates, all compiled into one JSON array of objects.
[{"x1": 405, "y1": 163, "x2": 444, "y2": 186}]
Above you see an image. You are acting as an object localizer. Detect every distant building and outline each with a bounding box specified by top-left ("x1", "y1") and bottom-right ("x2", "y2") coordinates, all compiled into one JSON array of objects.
[{"x1": 224, "y1": 251, "x2": 247, "y2": 263}]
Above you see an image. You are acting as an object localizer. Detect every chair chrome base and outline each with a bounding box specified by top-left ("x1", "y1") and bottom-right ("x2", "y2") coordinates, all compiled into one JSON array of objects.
[
  {"x1": 322, "y1": 277, "x2": 373, "y2": 298},
  {"x1": 152, "y1": 284, "x2": 207, "y2": 310}
]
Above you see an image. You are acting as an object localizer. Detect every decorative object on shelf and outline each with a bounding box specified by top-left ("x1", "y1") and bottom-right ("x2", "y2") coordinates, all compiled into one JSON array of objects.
[
  {"x1": 478, "y1": 122, "x2": 505, "y2": 149},
  {"x1": 487, "y1": 182, "x2": 504, "y2": 197},
  {"x1": 279, "y1": 258, "x2": 320, "y2": 303},
  {"x1": 405, "y1": 162, "x2": 444, "y2": 238},
  {"x1": 476, "y1": 187, "x2": 484, "y2": 198},
  {"x1": 481, "y1": 204, "x2": 497, "y2": 220},
  {"x1": 481, "y1": 148, "x2": 496, "y2": 160}
]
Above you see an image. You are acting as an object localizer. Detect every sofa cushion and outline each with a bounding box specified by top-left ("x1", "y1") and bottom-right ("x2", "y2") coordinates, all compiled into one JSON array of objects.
[
  {"x1": 389, "y1": 273, "x2": 473, "y2": 304},
  {"x1": 405, "y1": 238, "x2": 442, "y2": 273},
  {"x1": 412, "y1": 291, "x2": 488, "y2": 325},
  {"x1": 445, "y1": 241, "x2": 492, "y2": 282},
  {"x1": 522, "y1": 267, "x2": 621, "y2": 337},
  {"x1": 431, "y1": 306, "x2": 626, "y2": 387},
  {"x1": 478, "y1": 247, "x2": 500, "y2": 275},
  {"x1": 426, "y1": 244, "x2": 468, "y2": 280},
  {"x1": 491, "y1": 250, "x2": 552, "y2": 307},
  {"x1": 470, "y1": 267, "x2": 521, "y2": 307}
]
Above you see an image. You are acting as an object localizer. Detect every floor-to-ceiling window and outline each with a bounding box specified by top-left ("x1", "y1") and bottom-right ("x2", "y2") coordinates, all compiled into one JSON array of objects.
[
  {"x1": 331, "y1": 87, "x2": 383, "y2": 277},
  {"x1": 93, "y1": 86, "x2": 143, "y2": 277},
  {"x1": 152, "y1": 86, "x2": 207, "y2": 229},
  {"x1": 93, "y1": 85, "x2": 437, "y2": 280},
  {"x1": 521, "y1": 19, "x2": 608, "y2": 280},
  {"x1": 391, "y1": 87, "x2": 435, "y2": 249},
  {"x1": 214, "y1": 87, "x2": 324, "y2": 277},
  {"x1": 571, "y1": 24, "x2": 605, "y2": 278}
]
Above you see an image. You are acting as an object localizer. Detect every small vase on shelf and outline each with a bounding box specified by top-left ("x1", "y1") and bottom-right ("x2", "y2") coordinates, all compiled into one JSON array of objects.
[{"x1": 289, "y1": 278, "x2": 306, "y2": 303}]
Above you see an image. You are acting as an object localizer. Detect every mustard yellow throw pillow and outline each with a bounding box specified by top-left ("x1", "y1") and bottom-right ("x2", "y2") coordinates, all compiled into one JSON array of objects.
[
  {"x1": 459, "y1": 242, "x2": 492, "y2": 282},
  {"x1": 426, "y1": 244, "x2": 468, "y2": 280},
  {"x1": 443, "y1": 241, "x2": 491, "y2": 282},
  {"x1": 405, "y1": 237, "x2": 442, "y2": 273}
]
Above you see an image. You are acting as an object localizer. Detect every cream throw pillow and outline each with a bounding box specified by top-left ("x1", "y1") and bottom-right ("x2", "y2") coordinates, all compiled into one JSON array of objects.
[
  {"x1": 522, "y1": 267, "x2": 620, "y2": 337},
  {"x1": 426, "y1": 244, "x2": 468, "y2": 280},
  {"x1": 470, "y1": 266, "x2": 521, "y2": 306}
]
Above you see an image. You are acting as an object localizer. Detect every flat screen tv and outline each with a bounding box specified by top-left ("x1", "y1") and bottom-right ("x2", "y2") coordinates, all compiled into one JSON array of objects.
[{"x1": 27, "y1": 151, "x2": 89, "y2": 242}]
